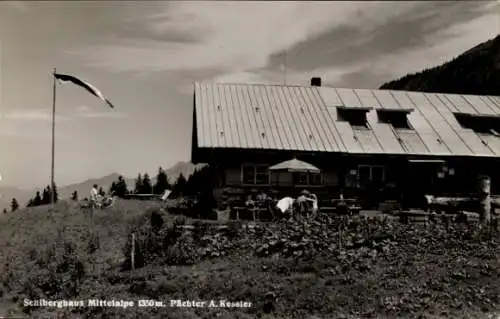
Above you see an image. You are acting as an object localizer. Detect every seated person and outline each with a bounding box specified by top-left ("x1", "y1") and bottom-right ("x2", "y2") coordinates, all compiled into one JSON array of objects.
[
  {"x1": 256, "y1": 191, "x2": 268, "y2": 201},
  {"x1": 245, "y1": 195, "x2": 255, "y2": 208},
  {"x1": 276, "y1": 196, "x2": 295, "y2": 219}
]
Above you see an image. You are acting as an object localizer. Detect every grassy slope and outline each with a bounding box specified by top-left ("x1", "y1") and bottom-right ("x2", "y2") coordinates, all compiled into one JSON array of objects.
[{"x1": 0, "y1": 201, "x2": 499, "y2": 319}]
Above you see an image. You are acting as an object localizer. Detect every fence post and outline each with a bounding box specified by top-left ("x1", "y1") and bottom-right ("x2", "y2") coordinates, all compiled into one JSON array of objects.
[
  {"x1": 131, "y1": 233, "x2": 136, "y2": 271},
  {"x1": 478, "y1": 176, "x2": 491, "y2": 226},
  {"x1": 89, "y1": 204, "x2": 93, "y2": 237}
]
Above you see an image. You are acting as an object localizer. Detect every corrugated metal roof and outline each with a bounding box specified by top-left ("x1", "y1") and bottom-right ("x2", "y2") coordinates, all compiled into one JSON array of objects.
[{"x1": 194, "y1": 82, "x2": 500, "y2": 158}]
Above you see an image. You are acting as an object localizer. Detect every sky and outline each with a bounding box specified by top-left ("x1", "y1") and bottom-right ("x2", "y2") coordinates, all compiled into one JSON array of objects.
[{"x1": 0, "y1": 1, "x2": 498, "y2": 189}]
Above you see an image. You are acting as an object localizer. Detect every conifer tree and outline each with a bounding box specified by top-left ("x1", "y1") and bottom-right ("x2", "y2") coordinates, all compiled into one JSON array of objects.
[
  {"x1": 134, "y1": 174, "x2": 143, "y2": 194},
  {"x1": 11, "y1": 198, "x2": 19, "y2": 212},
  {"x1": 141, "y1": 173, "x2": 152, "y2": 194},
  {"x1": 51, "y1": 183, "x2": 58, "y2": 203},
  {"x1": 172, "y1": 173, "x2": 187, "y2": 198},
  {"x1": 41, "y1": 188, "x2": 50, "y2": 205},
  {"x1": 33, "y1": 191, "x2": 42, "y2": 206},
  {"x1": 153, "y1": 167, "x2": 170, "y2": 195},
  {"x1": 109, "y1": 182, "x2": 117, "y2": 195},
  {"x1": 115, "y1": 176, "x2": 128, "y2": 197}
]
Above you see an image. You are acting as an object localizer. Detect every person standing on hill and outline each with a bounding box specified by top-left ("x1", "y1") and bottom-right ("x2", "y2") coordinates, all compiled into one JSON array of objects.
[{"x1": 90, "y1": 184, "x2": 99, "y2": 208}]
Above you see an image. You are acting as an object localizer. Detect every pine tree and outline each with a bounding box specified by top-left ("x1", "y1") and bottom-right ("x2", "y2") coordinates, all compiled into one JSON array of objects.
[
  {"x1": 33, "y1": 191, "x2": 42, "y2": 206},
  {"x1": 11, "y1": 198, "x2": 19, "y2": 212},
  {"x1": 41, "y1": 188, "x2": 49, "y2": 205},
  {"x1": 153, "y1": 167, "x2": 170, "y2": 195},
  {"x1": 109, "y1": 182, "x2": 117, "y2": 195},
  {"x1": 115, "y1": 176, "x2": 128, "y2": 197},
  {"x1": 134, "y1": 174, "x2": 143, "y2": 194},
  {"x1": 141, "y1": 173, "x2": 152, "y2": 194},
  {"x1": 172, "y1": 173, "x2": 187, "y2": 198},
  {"x1": 51, "y1": 183, "x2": 58, "y2": 203}
]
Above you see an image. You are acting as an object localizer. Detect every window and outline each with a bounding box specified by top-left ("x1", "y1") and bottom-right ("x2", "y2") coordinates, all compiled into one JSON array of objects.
[
  {"x1": 292, "y1": 172, "x2": 322, "y2": 186},
  {"x1": 378, "y1": 110, "x2": 412, "y2": 129},
  {"x1": 242, "y1": 166, "x2": 255, "y2": 184},
  {"x1": 454, "y1": 113, "x2": 500, "y2": 135},
  {"x1": 358, "y1": 165, "x2": 385, "y2": 185},
  {"x1": 371, "y1": 166, "x2": 384, "y2": 183},
  {"x1": 241, "y1": 165, "x2": 269, "y2": 185},
  {"x1": 255, "y1": 166, "x2": 269, "y2": 185},
  {"x1": 309, "y1": 173, "x2": 322, "y2": 185},
  {"x1": 293, "y1": 173, "x2": 308, "y2": 186},
  {"x1": 358, "y1": 166, "x2": 371, "y2": 185},
  {"x1": 337, "y1": 107, "x2": 369, "y2": 129}
]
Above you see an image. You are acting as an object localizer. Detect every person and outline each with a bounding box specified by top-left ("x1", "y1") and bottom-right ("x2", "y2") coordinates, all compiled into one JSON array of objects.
[
  {"x1": 276, "y1": 196, "x2": 295, "y2": 220},
  {"x1": 295, "y1": 190, "x2": 318, "y2": 220},
  {"x1": 245, "y1": 194, "x2": 255, "y2": 208},
  {"x1": 310, "y1": 193, "x2": 318, "y2": 219},
  {"x1": 90, "y1": 184, "x2": 99, "y2": 208},
  {"x1": 256, "y1": 191, "x2": 268, "y2": 202}
]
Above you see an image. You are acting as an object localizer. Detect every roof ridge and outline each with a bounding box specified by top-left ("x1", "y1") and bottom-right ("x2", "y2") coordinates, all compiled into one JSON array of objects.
[{"x1": 193, "y1": 81, "x2": 500, "y2": 99}]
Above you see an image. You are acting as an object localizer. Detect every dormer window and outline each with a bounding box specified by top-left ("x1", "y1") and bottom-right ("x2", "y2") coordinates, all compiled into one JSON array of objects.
[
  {"x1": 337, "y1": 107, "x2": 370, "y2": 129},
  {"x1": 378, "y1": 109, "x2": 413, "y2": 130},
  {"x1": 454, "y1": 113, "x2": 500, "y2": 136}
]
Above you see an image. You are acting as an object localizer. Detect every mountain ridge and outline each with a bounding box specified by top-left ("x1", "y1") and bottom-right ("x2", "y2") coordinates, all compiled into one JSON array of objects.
[
  {"x1": 0, "y1": 161, "x2": 205, "y2": 211},
  {"x1": 379, "y1": 35, "x2": 500, "y2": 96}
]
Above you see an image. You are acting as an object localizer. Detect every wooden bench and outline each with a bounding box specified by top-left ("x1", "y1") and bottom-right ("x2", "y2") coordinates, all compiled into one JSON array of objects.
[
  {"x1": 230, "y1": 206, "x2": 269, "y2": 221},
  {"x1": 398, "y1": 210, "x2": 431, "y2": 224}
]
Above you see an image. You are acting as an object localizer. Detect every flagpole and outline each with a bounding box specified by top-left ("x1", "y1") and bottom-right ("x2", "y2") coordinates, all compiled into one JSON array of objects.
[{"x1": 51, "y1": 68, "x2": 56, "y2": 205}]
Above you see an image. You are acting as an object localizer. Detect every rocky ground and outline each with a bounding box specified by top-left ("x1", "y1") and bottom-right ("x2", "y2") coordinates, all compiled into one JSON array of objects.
[{"x1": 0, "y1": 200, "x2": 499, "y2": 318}]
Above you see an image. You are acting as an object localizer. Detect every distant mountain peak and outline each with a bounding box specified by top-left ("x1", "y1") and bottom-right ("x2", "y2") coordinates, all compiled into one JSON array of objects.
[
  {"x1": 0, "y1": 162, "x2": 208, "y2": 210},
  {"x1": 380, "y1": 35, "x2": 500, "y2": 96}
]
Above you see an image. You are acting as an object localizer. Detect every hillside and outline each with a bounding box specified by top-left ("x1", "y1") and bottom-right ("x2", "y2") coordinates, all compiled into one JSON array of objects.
[
  {"x1": 0, "y1": 201, "x2": 498, "y2": 318},
  {"x1": 58, "y1": 173, "x2": 135, "y2": 200},
  {"x1": 0, "y1": 187, "x2": 31, "y2": 212},
  {"x1": 380, "y1": 35, "x2": 500, "y2": 96},
  {"x1": 0, "y1": 161, "x2": 205, "y2": 211}
]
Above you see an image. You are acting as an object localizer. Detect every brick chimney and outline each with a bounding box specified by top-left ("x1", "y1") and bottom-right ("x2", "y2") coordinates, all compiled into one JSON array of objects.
[{"x1": 310, "y1": 77, "x2": 322, "y2": 87}]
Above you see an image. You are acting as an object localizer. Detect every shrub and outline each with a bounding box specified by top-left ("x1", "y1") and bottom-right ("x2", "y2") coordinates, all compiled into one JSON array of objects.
[
  {"x1": 164, "y1": 236, "x2": 200, "y2": 266},
  {"x1": 225, "y1": 221, "x2": 242, "y2": 240},
  {"x1": 87, "y1": 233, "x2": 100, "y2": 254},
  {"x1": 173, "y1": 215, "x2": 186, "y2": 226},
  {"x1": 23, "y1": 241, "x2": 86, "y2": 299},
  {"x1": 150, "y1": 210, "x2": 164, "y2": 232}
]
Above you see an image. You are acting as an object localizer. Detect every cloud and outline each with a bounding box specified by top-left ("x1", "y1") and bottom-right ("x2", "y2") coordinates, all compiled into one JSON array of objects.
[
  {"x1": 73, "y1": 104, "x2": 128, "y2": 119},
  {"x1": 212, "y1": 63, "x2": 364, "y2": 88},
  {"x1": 266, "y1": 1, "x2": 497, "y2": 73},
  {"x1": 78, "y1": 111, "x2": 128, "y2": 119},
  {"x1": 1, "y1": 1, "x2": 30, "y2": 12},
  {"x1": 112, "y1": 7, "x2": 211, "y2": 44},
  {"x1": 76, "y1": 105, "x2": 91, "y2": 112},
  {"x1": 68, "y1": 0, "x2": 497, "y2": 94},
  {"x1": 3, "y1": 109, "x2": 70, "y2": 121},
  {"x1": 213, "y1": 71, "x2": 275, "y2": 84},
  {"x1": 0, "y1": 106, "x2": 126, "y2": 126},
  {"x1": 69, "y1": 2, "x2": 382, "y2": 74},
  {"x1": 336, "y1": 6, "x2": 500, "y2": 88}
]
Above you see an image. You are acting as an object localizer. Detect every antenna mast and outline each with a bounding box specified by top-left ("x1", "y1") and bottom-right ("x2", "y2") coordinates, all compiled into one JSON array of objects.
[{"x1": 283, "y1": 51, "x2": 287, "y2": 85}]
